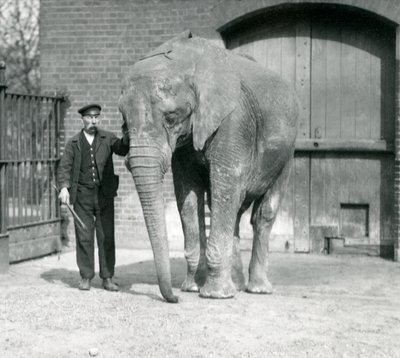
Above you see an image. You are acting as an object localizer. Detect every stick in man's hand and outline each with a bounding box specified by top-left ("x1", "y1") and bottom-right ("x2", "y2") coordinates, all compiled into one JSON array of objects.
[{"x1": 53, "y1": 184, "x2": 87, "y2": 231}]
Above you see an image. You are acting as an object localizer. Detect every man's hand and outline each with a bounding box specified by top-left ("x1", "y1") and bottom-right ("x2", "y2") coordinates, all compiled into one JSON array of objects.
[
  {"x1": 122, "y1": 132, "x2": 130, "y2": 146},
  {"x1": 58, "y1": 187, "x2": 70, "y2": 205}
]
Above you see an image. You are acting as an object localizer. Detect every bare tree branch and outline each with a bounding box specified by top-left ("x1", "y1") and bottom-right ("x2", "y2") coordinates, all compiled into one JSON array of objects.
[{"x1": 0, "y1": 0, "x2": 40, "y2": 94}]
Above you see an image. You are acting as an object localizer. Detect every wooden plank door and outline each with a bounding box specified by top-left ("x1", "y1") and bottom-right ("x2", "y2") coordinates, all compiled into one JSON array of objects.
[
  {"x1": 308, "y1": 12, "x2": 395, "y2": 255},
  {"x1": 225, "y1": 8, "x2": 395, "y2": 255}
]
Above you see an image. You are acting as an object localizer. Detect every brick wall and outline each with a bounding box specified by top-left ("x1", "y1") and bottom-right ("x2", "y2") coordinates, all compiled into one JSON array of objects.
[
  {"x1": 40, "y1": 0, "x2": 400, "y2": 256},
  {"x1": 40, "y1": 0, "x2": 218, "y2": 249}
]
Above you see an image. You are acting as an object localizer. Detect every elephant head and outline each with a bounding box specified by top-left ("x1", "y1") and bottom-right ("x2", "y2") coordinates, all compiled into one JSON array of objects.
[{"x1": 119, "y1": 31, "x2": 242, "y2": 303}]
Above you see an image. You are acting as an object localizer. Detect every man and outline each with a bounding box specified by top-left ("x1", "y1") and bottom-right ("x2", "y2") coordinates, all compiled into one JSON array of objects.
[{"x1": 58, "y1": 103, "x2": 129, "y2": 291}]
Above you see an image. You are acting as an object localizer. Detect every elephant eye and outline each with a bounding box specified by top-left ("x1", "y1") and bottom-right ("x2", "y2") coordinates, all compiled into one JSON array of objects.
[{"x1": 164, "y1": 112, "x2": 177, "y2": 126}]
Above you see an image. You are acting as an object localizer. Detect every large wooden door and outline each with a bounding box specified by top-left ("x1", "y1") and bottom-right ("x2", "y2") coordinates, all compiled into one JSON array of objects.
[{"x1": 225, "y1": 7, "x2": 395, "y2": 255}]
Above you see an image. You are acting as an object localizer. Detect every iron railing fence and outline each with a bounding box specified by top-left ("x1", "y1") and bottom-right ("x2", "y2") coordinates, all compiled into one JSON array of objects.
[{"x1": 0, "y1": 62, "x2": 66, "y2": 234}]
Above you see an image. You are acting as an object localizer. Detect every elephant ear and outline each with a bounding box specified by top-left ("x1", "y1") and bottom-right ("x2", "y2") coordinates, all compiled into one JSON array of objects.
[{"x1": 190, "y1": 40, "x2": 240, "y2": 151}]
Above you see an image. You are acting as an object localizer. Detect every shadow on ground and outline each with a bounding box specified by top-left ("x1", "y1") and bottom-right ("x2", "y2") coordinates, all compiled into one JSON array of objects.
[
  {"x1": 36, "y1": 248, "x2": 400, "y2": 307},
  {"x1": 40, "y1": 257, "x2": 187, "y2": 300},
  {"x1": 39, "y1": 252, "x2": 382, "y2": 298}
]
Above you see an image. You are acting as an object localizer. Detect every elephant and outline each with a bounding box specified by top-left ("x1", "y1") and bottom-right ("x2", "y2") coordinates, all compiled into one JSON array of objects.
[{"x1": 119, "y1": 30, "x2": 299, "y2": 303}]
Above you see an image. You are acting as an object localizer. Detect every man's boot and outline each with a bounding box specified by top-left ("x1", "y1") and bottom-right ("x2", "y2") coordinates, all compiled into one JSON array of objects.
[
  {"x1": 103, "y1": 278, "x2": 119, "y2": 292},
  {"x1": 78, "y1": 278, "x2": 91, "y2": 290}
]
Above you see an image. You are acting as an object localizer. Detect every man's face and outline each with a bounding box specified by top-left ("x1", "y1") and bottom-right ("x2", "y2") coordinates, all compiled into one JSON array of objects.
[{"x1": 81, "y1": 110, "x2": 101, "y2": 134}]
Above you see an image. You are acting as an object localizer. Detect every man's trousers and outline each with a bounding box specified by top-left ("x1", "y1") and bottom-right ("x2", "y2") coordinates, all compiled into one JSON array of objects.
[{"x1": 73, "y1": 185, "x2": 115, "y2": 279}]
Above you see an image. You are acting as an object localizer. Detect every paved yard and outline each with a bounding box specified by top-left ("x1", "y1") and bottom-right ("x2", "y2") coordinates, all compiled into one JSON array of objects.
[{"x1": 1, "y1": 249, "x2": 400, "y2": 357}]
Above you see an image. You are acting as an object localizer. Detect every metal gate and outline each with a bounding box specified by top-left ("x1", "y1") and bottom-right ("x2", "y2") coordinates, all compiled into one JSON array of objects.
[{"x1": 0, "y1": 62, "x2": 67, "y2": 265}]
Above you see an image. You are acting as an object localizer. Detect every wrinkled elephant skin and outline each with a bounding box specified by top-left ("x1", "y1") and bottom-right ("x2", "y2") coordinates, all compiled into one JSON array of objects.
[{"x1": 119, "y1": 30, "x2": 299, "y2": 303}]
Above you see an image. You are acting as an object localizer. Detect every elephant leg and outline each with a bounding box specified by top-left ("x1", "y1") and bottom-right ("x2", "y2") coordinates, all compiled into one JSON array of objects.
[
  {"x1": 232, "y1": 204, "x2": 251, "y2": 291},
  {"x1": 247, "y1": 162, "x2": 291, "y2": 294},
  {"x1": 199, "y1": 175, "x2": 246, "y2": 299},
  {"x1": 172, "y1": 149, "x2": 207, "y2": 292},
  {"x1": 196, "y1": 191, "x2": 209, "y2": 287},
  {"x1": 198, "y1": 113, "x2": 252, "y2": 298}
]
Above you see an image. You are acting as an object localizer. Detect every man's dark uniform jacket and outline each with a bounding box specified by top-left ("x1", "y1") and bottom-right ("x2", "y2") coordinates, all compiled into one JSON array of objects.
[
  {"x1": 58, "y1": 128, "x2": 129, "y2": 280},
  {"x1": 58, "y1": 129, "x2": 129, "y2": 203}
]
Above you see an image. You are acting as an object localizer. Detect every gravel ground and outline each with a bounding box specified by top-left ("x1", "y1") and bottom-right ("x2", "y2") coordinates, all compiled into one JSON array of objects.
[{"x1": 1, "y1": 249, "x2": 400, "y2": 358}]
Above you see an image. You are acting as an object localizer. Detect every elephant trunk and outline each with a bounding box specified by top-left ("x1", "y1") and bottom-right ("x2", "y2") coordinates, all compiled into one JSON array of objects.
[{"x1": 127, "y1": 140, "x2": 178, "y2": 303}]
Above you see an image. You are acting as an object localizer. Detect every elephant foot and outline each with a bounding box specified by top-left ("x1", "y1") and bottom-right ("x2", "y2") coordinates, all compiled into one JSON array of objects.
[
  {"x1": 232, "y1": 238, "x2": 245, "y2": 291},
  {"x1": 194, "y1": 256, "x2": 208, "y2": 287},
  {"x1": 232, "y1": 266, "x2": 246, "y2": 291},
  {"x1": 199, "y1": 276, "x2": 236, "y2": 299},
  {"x1": 246, "y1": 276, "x2": 273, "y2": 294},
  {"x1": 181, "y1": 276, "x2": 199, "y2": 292}
]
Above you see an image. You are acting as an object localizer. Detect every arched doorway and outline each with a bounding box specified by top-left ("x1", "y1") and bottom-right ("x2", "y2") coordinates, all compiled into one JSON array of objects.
[{"x1": 223, "y1": 5, "x2": 396, "y2": 256}]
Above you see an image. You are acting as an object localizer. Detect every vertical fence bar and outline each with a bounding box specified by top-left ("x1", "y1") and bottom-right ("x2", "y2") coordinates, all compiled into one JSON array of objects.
[
  {"x1": 17, "y1": 163, "x2": 22, "y2": 226},
  {"x1": 25, "y1": 96, "x2": 29, "y2": 159},
  {"x1": 40, "y1": 99, "x2": 45, "y2": 221},
  {"x1": 10, "y1": 163, "x2": 14, "y2": 227},
  {"x1": 54, "y1": 99, "x2": 61, "y2": 219},
  {"x1": 47, "y1": 162, "x2": 51, "y2": 220},
  {"x1": 0, "y1": 163, "x2": 8, "y2": 273},
  {"x1": 4, "y1": 94, "x2": 9, "y2": 160},
  {"x1": 29, "y1": 161, "x2": 33, "y2": 222},
  {"x1": 0, "y1": 62, "x2": 8, "y2": 260},
  {"x1": 48, "y1": 99, "x2": 52, "y2": 158},
  {"x1": 46, "y1": 100, "x2": 52, "y2": 220},
  {"x1": 26, "y1": 98, "x2": 31, "y2": 223},
  {"x1": 11, "y1": 94, "x2": 15, "y2": 161},
  {"x1": 35, "y1": 98, "x2": 41, "y2": 220},
  {"x1": 28, "y1": 97, "x2": 32, "y2": 160},
  {"x1": 55, "y1": 100, "x2": 60, "y2": 158},
  {"x1": 23, "y1": 98, "x2": 27, "y2": 224},
  {"x1": 21, "y1": 98, "x2": 25, "y2": 225},
  {"x1": 33, "y1": 97, "x2": 37, "y2": 159},
  {"x1": 17, "y1": 96, "x2": 22, "y2": 226},
  {"x1": 22, "y1": 162, "x2": 26, "y2": 225},
  {"x1": 17, "y1": 95, "x2": 21, "y2": 160},
  {"x1": 31, "y1": 98, "x2": 36, "y2": 222},
  {"x1": 0, "y1": 62, "x2": 5, "y2": 160},
  {"x1": 35, "y1": 161, "x2": 39, "y2": 221},
  {"x1": 22, "y1": 96, "x2": 26, "y2": 160},
  {"x1": 9, "y1": 95, "x2": 13, "y2": 159},
  {"x1": 40, "y1": 98, "x2": 44, "y2": 161},
  {"x1": 5, "y1": 165, "x2": 10, "y2": 225},
  {"x1": 10, "y1": 96, "x2": 15, "y2": 226}
]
